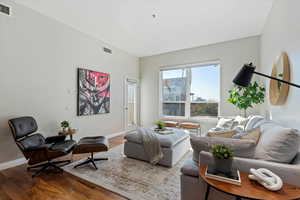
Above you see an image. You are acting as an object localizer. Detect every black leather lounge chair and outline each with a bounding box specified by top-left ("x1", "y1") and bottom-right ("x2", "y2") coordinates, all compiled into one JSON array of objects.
[{"x1": 8, "y1": 116, "x2": 76, "y2": 177}]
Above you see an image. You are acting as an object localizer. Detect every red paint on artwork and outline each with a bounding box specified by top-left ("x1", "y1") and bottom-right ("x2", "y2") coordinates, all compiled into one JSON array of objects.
[{"x1": 87, "y1": 71, "x2": 110, "y2": 97}]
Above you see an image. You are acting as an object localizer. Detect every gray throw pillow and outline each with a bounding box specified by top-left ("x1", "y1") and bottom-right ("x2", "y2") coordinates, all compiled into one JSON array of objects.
[
  {"x1": 190, "y1": 136, "x2": 256, "y2": 163},
  {"x1": 254, "y1": 123, "x2": 300, "y2": 163}
]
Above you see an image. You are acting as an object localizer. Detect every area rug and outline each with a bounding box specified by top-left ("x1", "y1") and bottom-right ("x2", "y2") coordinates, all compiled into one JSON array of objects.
[{"x1": 63, "y1": 145, "x2": 192, "y2": 200}]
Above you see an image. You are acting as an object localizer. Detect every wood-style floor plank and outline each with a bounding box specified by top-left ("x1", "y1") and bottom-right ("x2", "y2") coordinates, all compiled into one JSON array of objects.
[
  {"x1": 0, "y1": 189, "x2": 12, "y2": 200},
  {"x1": 0, "y1": 135, "x2": 127, "y2": 200}
]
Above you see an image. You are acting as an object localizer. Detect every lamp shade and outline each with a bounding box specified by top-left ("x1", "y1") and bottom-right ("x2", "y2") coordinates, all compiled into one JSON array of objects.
[{"x1": 233, "y1": 63, "x2": 256, "y2": 87}]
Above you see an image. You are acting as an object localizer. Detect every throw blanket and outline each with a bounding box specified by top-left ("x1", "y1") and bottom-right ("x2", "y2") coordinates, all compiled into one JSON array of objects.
[{"x1": 137, "y1": 128, "x2": 163, "y2": 165}]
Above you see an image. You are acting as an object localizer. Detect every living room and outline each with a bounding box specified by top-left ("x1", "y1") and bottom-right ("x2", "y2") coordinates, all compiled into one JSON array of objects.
[{"x1": 0, "y1": 0, "x2": 300, "y2": 199}]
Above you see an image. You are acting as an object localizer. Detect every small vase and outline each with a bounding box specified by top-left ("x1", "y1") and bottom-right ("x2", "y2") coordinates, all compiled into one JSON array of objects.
[{"x1": 214, "y1": 157, "x2": 233, "y2": 174}]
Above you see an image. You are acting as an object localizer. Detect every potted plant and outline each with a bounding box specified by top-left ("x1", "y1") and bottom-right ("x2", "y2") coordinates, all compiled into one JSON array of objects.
[
  {"x1": 155, "y1": 121, "x2": 166, "y2": 130},
  {"x1": 211, "y1": 144, "x2": 234, "y2": 174},
  {"x1": 61, "y1": 120, "x2": 70, "y2": 132},
  {"x1": 228, "y1": 81, "x2": 265, "y2": 117}
]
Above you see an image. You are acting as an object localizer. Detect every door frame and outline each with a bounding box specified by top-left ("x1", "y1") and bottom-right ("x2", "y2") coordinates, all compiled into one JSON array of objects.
[{"x1": 124, "y1": 77, "x2": 140, "y2": 131}]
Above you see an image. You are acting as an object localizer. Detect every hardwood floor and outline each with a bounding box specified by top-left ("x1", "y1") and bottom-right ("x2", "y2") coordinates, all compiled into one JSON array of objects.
[{"x1": 0, "y1": 135, "x2": 127, "y2": 200}]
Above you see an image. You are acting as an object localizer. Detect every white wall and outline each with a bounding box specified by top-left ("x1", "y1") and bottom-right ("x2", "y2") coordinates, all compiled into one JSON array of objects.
[
  {"x1": 0, "y1": 0, "x2": 139, "y2": 163},
  {"x1": 260, "y1": 0, "x2": 300, "y2": 129},
  {"x1": 140, "y1": 36, "x2": 261, "y2": 128}
]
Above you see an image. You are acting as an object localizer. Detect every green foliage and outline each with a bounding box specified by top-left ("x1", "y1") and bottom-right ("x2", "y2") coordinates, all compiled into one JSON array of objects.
[
  {"x1": 155, "y1": 121, "x2": 166, "y2": 129},
  {"x1": 228, "y1": 81, "x2": 265, "y2": 113},
  {"x1": 193, "y1": 103, "x2": 218, "y2": 117},
  {"x1": 61, "y1": 120, "x2": 70, "y2": 128},
  {"x1": 211, "y1": 144, "x2": 233, "y2": 159}
]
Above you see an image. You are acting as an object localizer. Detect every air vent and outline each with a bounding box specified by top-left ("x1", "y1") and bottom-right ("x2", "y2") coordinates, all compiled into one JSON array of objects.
[
  {"x1": 0, "y1": 3, "x2": 10, "y2": 16},
  {"x1": 103, "y1": 47, "x2": 112, "y2": 54}
]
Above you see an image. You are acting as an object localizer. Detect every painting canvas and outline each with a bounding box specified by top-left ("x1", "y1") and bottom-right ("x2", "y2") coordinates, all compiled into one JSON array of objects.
[{"x1": 78, "y1": 68, "x2": 110, "y2": 116}]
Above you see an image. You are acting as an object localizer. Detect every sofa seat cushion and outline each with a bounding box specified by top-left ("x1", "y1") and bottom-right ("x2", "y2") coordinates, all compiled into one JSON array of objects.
[
  {"x1": 125, "y1": 128, "x2": 189, "y2": 148},
  {"x1": 232, "y1": 128, "x2": 261, "y2": 144},
  {"x1": 190, "y1": 136, "x2": 256, "y2": 163},
  {"x1": 255, "y1": 122, "x2": 300, "y2": 163},
  {"x1": 181, "y1": 159, "x2": 199, "y2": 177}
]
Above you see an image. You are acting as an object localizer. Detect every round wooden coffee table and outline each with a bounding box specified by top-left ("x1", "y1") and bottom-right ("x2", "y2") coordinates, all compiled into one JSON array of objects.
[{"x1": 199, "y1": 166, "x2": 300, "y2": 200}]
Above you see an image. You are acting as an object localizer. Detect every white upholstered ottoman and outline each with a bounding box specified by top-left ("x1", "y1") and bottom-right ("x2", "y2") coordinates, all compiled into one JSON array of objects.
[{"x1": 124, "y1": 128, "x2": 190, "y2": 167}]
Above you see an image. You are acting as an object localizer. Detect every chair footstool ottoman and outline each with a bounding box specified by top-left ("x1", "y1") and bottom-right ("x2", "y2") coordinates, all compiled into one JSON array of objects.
[{"x1": 72, "y1": 136, "x2": 109, "y2": 170}]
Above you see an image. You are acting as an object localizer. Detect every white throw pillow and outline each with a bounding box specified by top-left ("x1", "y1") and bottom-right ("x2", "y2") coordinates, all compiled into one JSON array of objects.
[
  {"x1": 216, "y1": 118, "x2": 234, "y2": 129},
  {"x1": 232, "y1": 115, "x2": 249, "y2": 130}
]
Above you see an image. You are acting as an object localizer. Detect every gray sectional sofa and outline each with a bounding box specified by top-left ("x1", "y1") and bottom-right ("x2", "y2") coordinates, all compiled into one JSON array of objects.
[{"x1": 180, "y1": 117, "x2": 300, "y2": 200}]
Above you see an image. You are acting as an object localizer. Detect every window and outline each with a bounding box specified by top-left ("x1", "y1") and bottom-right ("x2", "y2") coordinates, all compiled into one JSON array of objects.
[
  {"x1": 161, "y1": 69, "x2": 187, "y2": 116},
  {"x1": 160, "y1": 62, "x2": 220, "y2": 118}
]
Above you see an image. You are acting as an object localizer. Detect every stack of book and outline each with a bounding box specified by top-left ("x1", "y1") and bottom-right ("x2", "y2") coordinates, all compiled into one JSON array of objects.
[{"x1": 205, "y1": 165, "x2": 242, "y2": 186}]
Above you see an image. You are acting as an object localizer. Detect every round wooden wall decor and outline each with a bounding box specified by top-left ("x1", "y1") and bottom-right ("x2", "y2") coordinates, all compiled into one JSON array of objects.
[{"x1": 269, "y1": 52, "x2": 290, "y2": 105}]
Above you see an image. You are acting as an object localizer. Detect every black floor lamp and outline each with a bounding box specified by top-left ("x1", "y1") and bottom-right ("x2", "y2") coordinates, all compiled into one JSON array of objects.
[{"x1": 233, "y1": 63, "x2": 300, "y2": 88}]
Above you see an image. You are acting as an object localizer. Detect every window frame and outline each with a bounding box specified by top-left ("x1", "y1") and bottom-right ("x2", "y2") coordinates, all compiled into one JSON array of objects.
[{"x1": 159, "y1": 61, "x2": 221, "y2": 119}]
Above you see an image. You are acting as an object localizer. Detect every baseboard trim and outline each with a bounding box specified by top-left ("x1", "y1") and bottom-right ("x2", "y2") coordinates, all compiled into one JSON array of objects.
[
  {"x1": 0, "y1": 157, "x2": 26, "y2": 171},
  {"x1": 106, "y1": 130, "x2": 128, "y2": 139}
]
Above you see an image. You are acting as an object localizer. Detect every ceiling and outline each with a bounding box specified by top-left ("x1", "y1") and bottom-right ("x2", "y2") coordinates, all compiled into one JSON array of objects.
[{"x1": 12, "y1": 0, "x2": 274, "y2": 57}]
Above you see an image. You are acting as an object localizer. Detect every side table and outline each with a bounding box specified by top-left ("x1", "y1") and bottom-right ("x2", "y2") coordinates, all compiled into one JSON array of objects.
[
  {"x1": 179, "y1": 122, "x2": 201, "y2": 136},
  {"x1": 58, "y1": 129, "x2": 77, "y2": 140},
  {"x1": 199, "y1": 165, "x2": 300, "y2": 200}
]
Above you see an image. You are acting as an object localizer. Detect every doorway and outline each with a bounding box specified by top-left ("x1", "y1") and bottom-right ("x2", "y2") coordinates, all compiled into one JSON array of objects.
[{"x1": 124, "y1": 78, "x2": 139, "y2": 131}]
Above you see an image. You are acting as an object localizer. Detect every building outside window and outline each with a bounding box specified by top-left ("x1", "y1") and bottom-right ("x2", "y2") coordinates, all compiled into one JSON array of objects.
[{"x1": 160, "y1": 62, "x2": 220, "y2": 118}]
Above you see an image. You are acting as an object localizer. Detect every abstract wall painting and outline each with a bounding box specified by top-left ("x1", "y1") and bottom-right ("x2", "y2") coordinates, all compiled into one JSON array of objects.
[{"x1": 77, "y1": 68, "x2": 110, "y2": 116}]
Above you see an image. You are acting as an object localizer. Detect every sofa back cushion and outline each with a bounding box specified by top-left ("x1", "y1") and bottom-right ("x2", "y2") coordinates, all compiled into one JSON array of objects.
[
  {"x1": 190, "y1": 136, "x2": 256, "y2": 163},
  {"x1": 254, "y1": 122, "x2": 300, "y2": 163}
]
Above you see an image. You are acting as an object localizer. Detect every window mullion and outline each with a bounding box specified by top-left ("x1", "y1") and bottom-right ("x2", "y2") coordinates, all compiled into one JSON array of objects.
[
  {"x1": 159, "y1": 71, "x2": 163, "y2": 118},
  {"x1": 186, "y1": 68, "x2": 191, "y2": 119}
]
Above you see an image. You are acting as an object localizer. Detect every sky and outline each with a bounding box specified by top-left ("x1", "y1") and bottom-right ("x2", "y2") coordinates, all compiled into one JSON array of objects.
[{"x1": 162, "y1": 65, "x2": 220, "y2": 101}]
